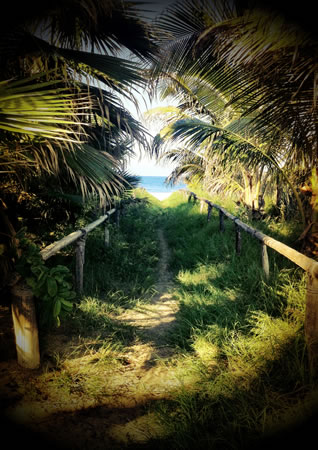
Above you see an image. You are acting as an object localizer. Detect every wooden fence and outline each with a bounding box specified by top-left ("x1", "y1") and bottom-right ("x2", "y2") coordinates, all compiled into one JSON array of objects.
[
  {"x1": 10, "y1": 191, "x2": 318, "y2": 371},
  {"x1": 11, "y1": 207, "x2": 118, "y2": 369},
  {"x1": 184, "y1": 190, "x2": 318, "y2": 370},
  {"x1": 40, "y1": 208, "x2": 117, "y2": 292}
]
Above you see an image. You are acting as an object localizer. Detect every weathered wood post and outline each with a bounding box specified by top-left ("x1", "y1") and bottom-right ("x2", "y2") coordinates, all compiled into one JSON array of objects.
[
  {"x1": 235, "y1": 223, "x2": 241, "y2": 255},
  {"x1": 11, "y1": 280, "x2": 40, "y2": 369},
  {"x1": 305, "y1": 263, "x2": 318, "y2": 373},
  {"x1": 104, "y1": 222, "x2": 110, "y2": 248},
  {"x1": 115, "y1": 208, "x2": 120, "y2": 228},
  {"x1": 219, "y1": 210, "x2": 225, "y2": 232},
  {"x1": 261, "y1": 242, "x2": 269, "y2": 279},
  {"x1": 207, "y1": 203, "x2": 213, "y2": 222},
  {"x1": 200, "y1": 200, "x2": 205, "y2": 214},
  {"x1": 75, "y1": 231, "x2": 87, "y2": 294}
]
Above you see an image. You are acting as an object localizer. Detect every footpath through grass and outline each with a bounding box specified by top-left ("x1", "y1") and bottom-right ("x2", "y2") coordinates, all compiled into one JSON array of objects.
[
  {"x1": 151, "y1": 191, "x2": 318, "y2": 450},
  {"x1": 1, "y1": 190, "x2": 318, "y2": 450}
]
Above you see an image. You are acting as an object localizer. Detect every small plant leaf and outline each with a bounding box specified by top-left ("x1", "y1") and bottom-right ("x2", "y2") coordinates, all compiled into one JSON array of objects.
[
  {"x1": 53, "y1": 299, "x2": 61, "y2": 317},
  {"x1": 47, "y1": 277, "x2": 58, "y2": 297},
  {"x1": 60, "y1": 298, "x2": 73, "y2": 310}
]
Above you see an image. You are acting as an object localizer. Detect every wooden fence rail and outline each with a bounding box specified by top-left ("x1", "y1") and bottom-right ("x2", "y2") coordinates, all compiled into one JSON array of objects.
[
  {"x1": 184, "y1": 190, "x2": 318, "y2": 371},
  {"x1": 11, "y1": 207, "x2": 117, "y2": 369},
  {"x1": 40, "y1": 208, "x2": 116, "y2": 292}
]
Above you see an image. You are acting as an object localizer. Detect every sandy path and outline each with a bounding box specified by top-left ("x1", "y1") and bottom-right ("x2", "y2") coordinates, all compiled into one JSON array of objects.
[
  {"x1": 117, "y1": 228, "x2": 179, "y2": 347},
  {"x1": 66, "y1": 227, "x2": 182, "y2": 447},
  {"x1": 5, "y1": 228, "x2": 183, "y2": 449}
]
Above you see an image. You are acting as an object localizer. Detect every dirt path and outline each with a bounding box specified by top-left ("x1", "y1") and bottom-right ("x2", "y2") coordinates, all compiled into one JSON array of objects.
[
  {"x1": 117, "y1": 228, "x2": 178, "y2": 347},
  {"x1": 2, "y1": 228, "x2": 184, "y2": 449},
  {"x1": 93, "y1": 227, "x2": 182, "y2": 445}
]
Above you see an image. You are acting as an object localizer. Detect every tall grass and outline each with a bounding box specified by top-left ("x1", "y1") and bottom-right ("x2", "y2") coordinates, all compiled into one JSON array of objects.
[
  {"x1": 23, "y1": 190, "x2": 318, "y2": 449},
  {"x1": 82, "y1": 198, "x2": 161, "y2": 302},
  {"x1": 152, "y1": 191, "x2": 318, "y2": 449},
  {"x1": 39, "y1": 198, "x2": 163, "y2": 402}
]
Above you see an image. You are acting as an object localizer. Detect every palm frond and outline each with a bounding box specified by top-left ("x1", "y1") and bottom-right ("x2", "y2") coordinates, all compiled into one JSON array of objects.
[
  {"x1": 0, "y1": 75, "x2": 88, "y2": 142},
  {"x1": 63, "y1": 144, "x2": 126, "y2": 204},
  {"x1": 155, "y1": 117, "x2": 280, "y2": 170},
  {"x1": 153, "y1": 0, "x2": 318, "y2": 168}
]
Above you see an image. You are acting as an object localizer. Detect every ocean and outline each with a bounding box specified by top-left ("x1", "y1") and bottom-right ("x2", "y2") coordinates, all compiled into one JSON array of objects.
[{"x1": 138, "y1": 176, "x2": 186, "y2": 200}]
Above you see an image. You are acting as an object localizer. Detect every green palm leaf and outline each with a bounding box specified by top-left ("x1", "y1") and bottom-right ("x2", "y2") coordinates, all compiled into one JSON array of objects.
[
  {"x1": 64, "y1": 144, "x2": 126, "y2": 203},
  {"x1": 0, "y1": 75, "x2": 87, "y2": 141}
]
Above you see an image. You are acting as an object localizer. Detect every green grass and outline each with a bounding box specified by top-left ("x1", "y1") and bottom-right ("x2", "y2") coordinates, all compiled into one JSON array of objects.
[
  {"x1": 31, "y1": 190, "x2": 318, "y2": 448},
  {"x1": 148, "y1": 191, "x2": 318, "y2": 450},
  {"x1": 82, "y1": 198, "x2": 161, "y2": 302},
  {"x1": 38, "y1": 197, "x2": 163, "y2": 403}
]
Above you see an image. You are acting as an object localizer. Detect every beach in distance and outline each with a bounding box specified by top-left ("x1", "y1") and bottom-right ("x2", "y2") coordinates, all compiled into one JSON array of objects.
[{"x1": 137, "y1": 176, "x2": 186, "y2": 200}]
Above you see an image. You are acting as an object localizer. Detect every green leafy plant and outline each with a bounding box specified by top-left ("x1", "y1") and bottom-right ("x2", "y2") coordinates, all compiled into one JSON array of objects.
[{"x1": 15, "y1": 230, "x2": 76, "y2": 327}]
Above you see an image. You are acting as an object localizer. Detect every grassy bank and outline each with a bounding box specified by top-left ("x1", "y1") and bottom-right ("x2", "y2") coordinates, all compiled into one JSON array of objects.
[
  {"x1": 150, "y1": 192, "x2": 318, "y2": 449},
  {"x1": 1, "y1": 197, "x2": 163, "y2": 435},
  {"x1": 1, "y1": 190, "x2": 317, "y2": 449}
]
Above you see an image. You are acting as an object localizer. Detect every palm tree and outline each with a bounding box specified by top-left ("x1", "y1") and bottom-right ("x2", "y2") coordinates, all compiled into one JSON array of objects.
[
  {"x1": 0, "y1": 0, "x2": 157, "y2": 201},
  {"x1": 149, "y1": 0, "x2": 317, "y2": 254},
  {"x1": 0, "y1": 0, "x2": 159, "y2": 289},
  {"x1": 147, "y1": 80, "x2": 278, "y2": 212}
]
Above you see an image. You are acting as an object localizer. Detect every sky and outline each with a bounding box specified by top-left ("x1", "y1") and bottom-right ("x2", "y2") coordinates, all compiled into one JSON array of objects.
[
  {"x1": 125, "y1": 0, "x2": 179, "y2": 177},
  {"x1": 124, "y1": 92, "x2": 178, "y2": 177}
]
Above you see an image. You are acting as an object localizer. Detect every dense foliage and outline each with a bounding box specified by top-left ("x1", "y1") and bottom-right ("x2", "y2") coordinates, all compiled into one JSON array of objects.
[
  {"x1": 148, "y1": 0, "x2": 318, "y2": 257},
  {"x1": 0, "y1": 0, "x2": 157, "y2": 298}
]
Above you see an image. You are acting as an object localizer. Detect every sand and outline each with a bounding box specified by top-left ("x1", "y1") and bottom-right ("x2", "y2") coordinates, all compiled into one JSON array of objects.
[{"x1": 151, "y1": 192, "x2": 172, "y2": 200}]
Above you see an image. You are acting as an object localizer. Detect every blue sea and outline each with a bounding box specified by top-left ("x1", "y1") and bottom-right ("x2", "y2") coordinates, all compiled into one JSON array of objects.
[{"x1": 138, "y1": 176, "x2": 186, "y2": 198}]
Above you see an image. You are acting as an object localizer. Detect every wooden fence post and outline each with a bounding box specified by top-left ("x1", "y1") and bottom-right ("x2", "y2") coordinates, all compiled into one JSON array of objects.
[
  {"x1": 11, "y1": 280, "x2": 40, "y2": 369},
  {"x1": 305, "y1": 265, "x2": 318, "y2": 373},
  {"x1": 235, "y1": 223, "x2": 241, "y2": 255},
  {"x1": 200, "y1": 200, "x2": 205, "y2": 214},
  {"x1": 219, "y1": 210, "x2": 225, "y2": 232},
  {"x1": 261, "y1": 243, "x2": 270, "y2": 279},
  {"x1": 104, "y1": 223, "x2": 110, "y2": 248},
  {"x1": 115, "y1": 208, "x2": 120, "y2": 227},
  {"x1": 207, "y1": 203, "x2": 213, "y2": 222},
  {"x1": 75, "y1": 232, "x2": 87, "y2": 294}
]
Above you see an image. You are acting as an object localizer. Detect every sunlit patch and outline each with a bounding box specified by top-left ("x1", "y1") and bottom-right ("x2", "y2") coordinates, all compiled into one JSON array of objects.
[{"x1": 192, "y1": 335, "x2": 219, "y2": 366}]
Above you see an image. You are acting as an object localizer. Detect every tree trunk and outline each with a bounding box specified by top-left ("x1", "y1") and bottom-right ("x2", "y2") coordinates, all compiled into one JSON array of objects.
[
  {"x1": 301, "y1": 168, "x2": 318, "y2": 258},
  {"x1": 305, "y1": 264, "x2": 318, "y2": 374},
  {"x1": 276, "y1": 173, "x2": 282, "y2": 209},
  {"x1": 75, "y1": 234, "x2": 87, "y2": 294}
]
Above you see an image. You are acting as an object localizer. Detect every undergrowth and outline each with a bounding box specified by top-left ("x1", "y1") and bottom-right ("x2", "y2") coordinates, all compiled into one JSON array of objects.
[
  {"x1": 3, "y1": 190, "x2": 318, "y2": 450},
  {"x1": 38, "y1": 197, "x2": 162, "y2": 399},
  {"x1": 82, "y1": 198, "x2": 161, "y2": 303},
  {"x1": 148, "y1": 191, "x2": 318, "y2": 450}
]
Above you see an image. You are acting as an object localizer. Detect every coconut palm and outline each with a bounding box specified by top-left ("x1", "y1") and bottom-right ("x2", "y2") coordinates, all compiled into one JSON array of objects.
[
  {"x1": 149, "y1": 0, "x2": 317, "y2": 254},
  {"x1": 0, "y1": 0, "x2": 157, "y2": 201},
  {"x1": 0, "y1": 1, "x2": 159, "y2": 289}
]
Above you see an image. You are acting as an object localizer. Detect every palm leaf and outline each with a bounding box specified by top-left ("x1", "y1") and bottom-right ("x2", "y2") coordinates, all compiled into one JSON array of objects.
[
  {"x1": 58, "y1": 49, "x2": 145, "y2": 90},
  {"x1": 0, "y1": 76, "x2": 88, "y2": 141},
  {"x1": 63, "y1": 144, "x2": 126, "y2": 203}
]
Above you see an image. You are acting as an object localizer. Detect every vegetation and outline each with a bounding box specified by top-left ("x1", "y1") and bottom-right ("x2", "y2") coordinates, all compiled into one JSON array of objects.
[
  {"x1": 1, "y1": 192, "x2": 317, "y2": 449},
  {"x1": 148, "y1": 0, "x2": 318, "y2": 257},
  {"x1": 0, "y1": 0, "x2": 157, "y2": 291},
  {"x1": 82, "y1": 197, "x2": 161, "y2": 299},
  {"x1": 15, "y1": 231, "x2": 75, "y2": 328},
  {"x1": 1, "y1": 1, "x2": 317, "y2": 449},
  {"x1": 154, "y1": 192, "x2": 315, "y2": 449}
]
